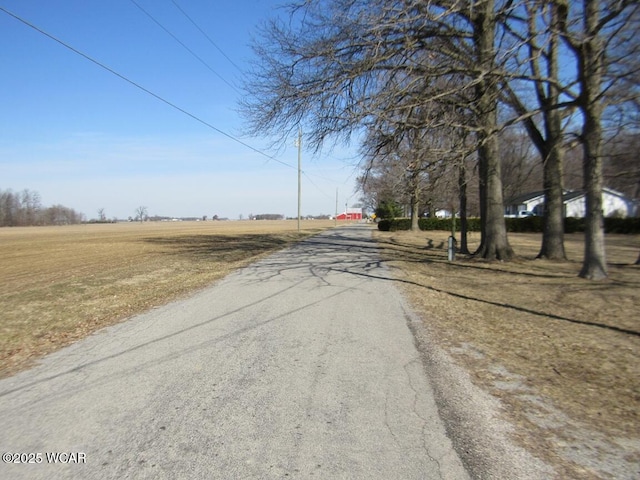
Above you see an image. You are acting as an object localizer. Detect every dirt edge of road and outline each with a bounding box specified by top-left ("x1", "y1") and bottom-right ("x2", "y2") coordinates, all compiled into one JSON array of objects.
[
  {"x1": 405, "y1": 309, "x2": 555, "y2": 479},
  {"x1": 378, "y1": 229, "x2": 639, "y2": 480}
]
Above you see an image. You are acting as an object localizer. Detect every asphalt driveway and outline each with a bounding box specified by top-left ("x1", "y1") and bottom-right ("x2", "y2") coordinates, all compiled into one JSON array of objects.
[{"x1": 0, "y1": 225, "x2": 469, "y2": 479}]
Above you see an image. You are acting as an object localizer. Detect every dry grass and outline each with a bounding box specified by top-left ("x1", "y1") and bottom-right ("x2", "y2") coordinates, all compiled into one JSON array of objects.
[
  {"x1": 373, "y1": 229, "x2": 640, "y2": 479},
  {"x1": 0, "y1": 220, "x2": 336, "y2": 378}
]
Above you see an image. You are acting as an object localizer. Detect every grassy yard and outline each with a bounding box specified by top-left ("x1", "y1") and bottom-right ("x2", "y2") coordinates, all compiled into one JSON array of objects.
[{"x1": 374, "y1": 229, "x2": 639, "y2": 479}]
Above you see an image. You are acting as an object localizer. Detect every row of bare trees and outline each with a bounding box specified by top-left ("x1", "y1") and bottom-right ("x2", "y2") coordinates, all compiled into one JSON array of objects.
[
  {"x1": 359, "y1": 126, "x2": 638, "y2": 225},
  {"x1": 241, "y1": 0, "x2": 639, "y2": 280},
  {"x1": 0, "y1": 188, "x2": 85, "y2": 226}
]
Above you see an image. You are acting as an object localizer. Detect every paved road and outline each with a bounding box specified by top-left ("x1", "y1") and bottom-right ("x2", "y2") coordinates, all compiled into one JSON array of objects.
[{"x1": 0, "y1": 225, "x2": 469, "y2": 479}]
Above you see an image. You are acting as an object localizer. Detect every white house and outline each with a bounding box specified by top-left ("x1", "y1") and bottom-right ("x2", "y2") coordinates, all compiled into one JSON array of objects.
[
  {"x1": 505, "y1": 188, "x2": 636, "y2": 218},
  {"x1": 504, "y1": 191, "x2": 545, "y2": 216}
]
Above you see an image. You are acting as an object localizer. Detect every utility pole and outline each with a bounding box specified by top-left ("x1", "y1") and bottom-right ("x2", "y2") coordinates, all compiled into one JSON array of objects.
[
  {"x1": 335, "y1": 188, "x2": 338, "y2": 226},
  {"x1": 297, "y1": 127, "x2": 302, "y2": 232}
]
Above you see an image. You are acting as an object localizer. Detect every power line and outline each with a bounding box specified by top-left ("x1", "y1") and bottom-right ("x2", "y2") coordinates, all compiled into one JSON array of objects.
[
  {"x1": 128, "y1": 0, "x2": 241, "y2": 94},
  {"x1": 302, "y1": 172, "x2": 337, "y2": 201},
  {"x1": 170, "y1": 0, "x2": 244, "y2": 74},
  {"x1": 303, "y1": 163, "x2": 360, "y2": 201},
  {"x1": 0, "y1": 5, "x2": 296, "y2": 171},
  {"x1": 2, "y1": 5, "x2": 352, "y2": 204}
]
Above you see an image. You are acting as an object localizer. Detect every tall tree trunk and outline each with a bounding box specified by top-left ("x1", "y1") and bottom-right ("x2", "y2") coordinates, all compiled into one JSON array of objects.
[
  {"x1": 409, "y1": 168, "x2": 420, "y2": 231},
  {"x1": 538, "y1": 141, "x2": 567, "y2": 260},
  {"x1": 579, "y1": 119, "x2": 607, "y2": 279},
  {"x1": 410, "y1": 188, "x2": 420, "y2": 231},
  {"x1": 458, "y1": 160, "x2": 470, "y2": 254},
  {"x1": 502, "y1": 83, "x2": 567, "y2": 260},
  {"x1": 578, "y1": 0, "x2": 607, "y2": 280},
  {"x1": 537, "y1": 1, "x2": 566, "y2": 260},
  {"x1": 477, "y1": 143, "x2": 487, "y2": 253},
  {"x1": 473, "y1": 0, "x2": 513, "y2": 261},
  {"x1": 476, "y1": 133, "x2": 513, "y2": 260}
]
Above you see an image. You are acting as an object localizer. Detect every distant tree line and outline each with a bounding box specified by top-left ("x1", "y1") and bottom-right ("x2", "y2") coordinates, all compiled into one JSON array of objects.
[{"x1": 0, "y1": 188, "x2": 85, "y2": 226}]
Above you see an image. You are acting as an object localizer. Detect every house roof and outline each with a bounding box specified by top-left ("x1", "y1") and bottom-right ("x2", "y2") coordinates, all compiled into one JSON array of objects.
[
  {"x1": 602, "y1": 187, "x2": 631, "y2": 200},
  {"x1": 563, "y1": 187, "x2": 632, "y2": 203},
  {"x1": 508, "y1": 188, "x2": 633, "y2": 205},
  {"x1": 563, "y1": 190, "x2": 584, "y2": 202},
  {"x1": 505, "y1": 191, "x2": 545, "y2": 205}
]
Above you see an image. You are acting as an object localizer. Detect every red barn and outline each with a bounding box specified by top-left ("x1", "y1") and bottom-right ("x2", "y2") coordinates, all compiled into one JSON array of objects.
[{"x1": 336, "y1": 208, "x2": 363, "y2": 220}]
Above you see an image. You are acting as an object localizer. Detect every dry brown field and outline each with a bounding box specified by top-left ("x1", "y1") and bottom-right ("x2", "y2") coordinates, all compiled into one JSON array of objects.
[
  {"x1": 374, "y1": 229, "x2": 639, "y2": 479},
  {"x1": 0, "y1": 220, "x2": 336, "y2": 377},
  {"x1": 1, "y1": 220, "x2": 638, "y2": 477}
]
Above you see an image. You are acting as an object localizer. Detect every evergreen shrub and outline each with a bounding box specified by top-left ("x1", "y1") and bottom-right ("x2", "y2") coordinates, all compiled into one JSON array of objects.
[{"x1": 377, "y1": 216, "x2": 639, "y2": 233}]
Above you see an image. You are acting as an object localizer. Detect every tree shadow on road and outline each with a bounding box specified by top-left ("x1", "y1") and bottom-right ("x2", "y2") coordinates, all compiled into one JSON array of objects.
[
  {"x1": 144, "y1": 228, "x2": 640, "y2": 338},
  {"x1": 143, "y1": 234, "x2": 294, "y2": 260}
]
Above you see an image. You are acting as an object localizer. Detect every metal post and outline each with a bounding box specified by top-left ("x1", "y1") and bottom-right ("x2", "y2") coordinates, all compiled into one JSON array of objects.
[
  {"x1": 335, "y1": 188, "x2": 338, "y2": 226},
  {"x1": 448, "y1": 236, "x2": 456, "y2": 262}
]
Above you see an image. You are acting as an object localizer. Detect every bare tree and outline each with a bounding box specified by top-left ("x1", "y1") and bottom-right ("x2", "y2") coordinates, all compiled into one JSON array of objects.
[
  {"x1": 135, "y1": 206, "x2": 148, "y2": 223},
  {"x1": 559, "y1": 0, "x2": 640, "y2": 279},
  {"x1": 0, "y1": 189, "x2": 19, "y2": 226},
  {"x1": 98, "y1": 208, "x2": 106, "y2": 222},
  {"x1": 42, "y1": 204, "x2": 84, "y2": 225},
  {"x1": 242, "y1": 0, "x2": 515, "y2": 259},
  {"x1": 499, "y1": 128, "x2": 541, "y2": 202},
  {"x1": 498, "y1": 0, "x2": 639, "y2": 274},
  {"x1": 457, "y1": 152, "x2": 473, "y2": 254},
  {"x1": 500, "y1": 0, "x2": 570, "y2": 260},
  {"x1": 563, "y1": 142, "x2": 584, "y2": 190},
  {"x1": 0, "y1": 188, "x2": 80, "y2": 226},
  {"x1": 20, "y1": 189, "x2": 42, "y2": 226},
  {"x1": 464, "y1": 0, "x2": 513, "y2": 260},
  {"x1": 359, "y1": 97, "x2": 472, "y2": 232},
  {"x1": 603, "y1": 132, "x2": 640, "y2": 201}
]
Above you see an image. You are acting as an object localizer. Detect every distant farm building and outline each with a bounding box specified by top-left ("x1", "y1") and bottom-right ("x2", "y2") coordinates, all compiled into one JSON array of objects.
[{"x1": 336, "y1": 208, "x2": 363, "y2": 221}]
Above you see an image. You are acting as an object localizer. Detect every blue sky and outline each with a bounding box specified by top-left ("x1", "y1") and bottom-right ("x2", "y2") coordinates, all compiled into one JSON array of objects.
[{"x1": 0, "y1": 1, "x2": 361, "y2": 220}]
